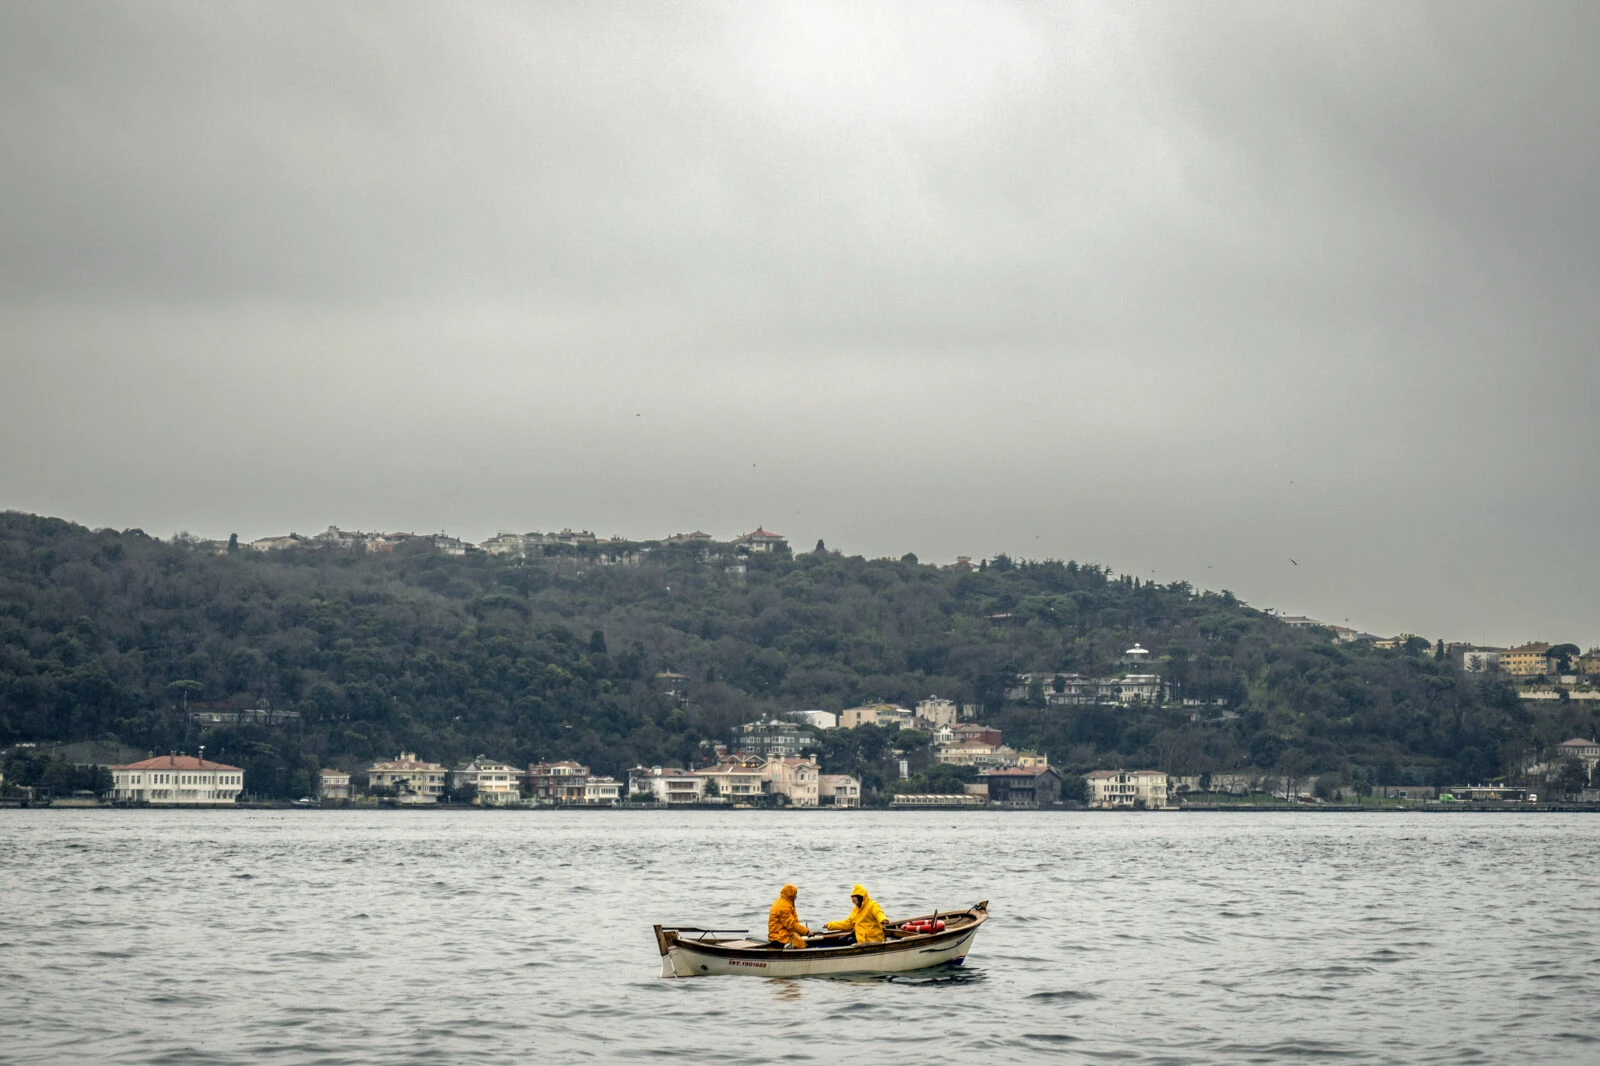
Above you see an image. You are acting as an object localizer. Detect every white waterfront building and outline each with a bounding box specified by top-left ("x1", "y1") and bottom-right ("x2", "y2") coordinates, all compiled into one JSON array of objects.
[{"x1": 109, "y1": 754, "x2": 244, "y2": 805}]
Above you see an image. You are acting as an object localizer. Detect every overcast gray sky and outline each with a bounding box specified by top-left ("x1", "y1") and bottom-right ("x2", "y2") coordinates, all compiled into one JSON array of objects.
[{"x1": 2, "y1": 2, "x2": 1596, "y2": 647}]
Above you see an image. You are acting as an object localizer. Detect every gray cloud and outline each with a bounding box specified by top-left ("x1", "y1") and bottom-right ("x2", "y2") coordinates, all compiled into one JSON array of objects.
[{"x1": 1, "y1": 1, "x2": 1596, "y2": 646}]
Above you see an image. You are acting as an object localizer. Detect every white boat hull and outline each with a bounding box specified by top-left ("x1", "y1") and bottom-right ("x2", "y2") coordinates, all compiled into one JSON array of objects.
[{"x1": 655, "y1": 902, "x2": 986, "y2": 978}]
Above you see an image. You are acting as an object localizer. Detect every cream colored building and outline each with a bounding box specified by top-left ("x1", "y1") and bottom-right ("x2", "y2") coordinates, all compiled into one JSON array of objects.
[
  {"x1": 764, "y1": 755, "x2": 820, "y2": 807},
  {"x1": 1502, "y1": 642, "x2": 1553, "y2": 678},
  {"x1": 450, "y1": 756, "x2": 524, "y2": 805},
  {"x1": 840, "y1": 703, "x2": 914, "y2": 730},
  {"x1": 820, "y1": 773, "x2": 861, "y2": 808},
  {"x1": 1086, "y1": 769, "x2": 1171, "y2": 809},
  {"x1": 367, "y1": 752, "x2": 447, "y2": 804},
  {"x1": 584, "y1": 776, "x2": 623, "y2": 805},
  {"x1": 693, "y1": 759, "x2": 768, "y2": 801},
  {"x1": 317, "y1": 770, "x2": 351, "y2": 801},
  {"x1": 109, "y1": 754, "x2": 244, "y2": 805},
  {"x1": 915, "y1": 696, "x2": 958, "y2": 728}
]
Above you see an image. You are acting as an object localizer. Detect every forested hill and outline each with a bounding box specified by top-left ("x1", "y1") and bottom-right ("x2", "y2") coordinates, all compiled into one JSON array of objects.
[{"x1": 0, "y1": 512, "x2": 1580, "y2": 800}]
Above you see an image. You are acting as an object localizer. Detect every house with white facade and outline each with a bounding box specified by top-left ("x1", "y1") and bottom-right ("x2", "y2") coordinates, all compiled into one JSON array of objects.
[
  {"x1": 109, "y1": 754, "x2": 244, "y2": 806},
  {"x1": 367, "y1": 752, "x2": 448, "y2": 804},
  {"x1": 450, "y1": 756, "x2": 524, "y2": 805},
  {"x1": 627, "y1": 766, "x2": 706, "y2": 804},
  {"x1": 584, "y1": 776, "x2": 623, "y2": 805},
  {"x1": 1086, "y1": 769, "x2": 1171, "y2": 809},
  {"x1": 317, "y1": 769, "x2": 351, "y2": 801},
  {"x1": 787, "y1": 709, "x2": 838, "y2": 730}
]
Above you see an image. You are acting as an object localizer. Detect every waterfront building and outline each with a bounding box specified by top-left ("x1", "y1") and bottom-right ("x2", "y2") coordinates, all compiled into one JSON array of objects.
[
  {"x1": 693, "y1": 759, "x2": 768, "y2": 802},
  {"x1": 366, "y1": 752, "x2": 447, "y2": 804},
  {"x1": 819, "y1": 773, "x2": 861, "y2": 808},
  {"x1": 109, "y1": 754, "x2": 244, "y2": 805},
  {"x1": 527, "y1": 761, "x2": 590, "y2": 804},
  {"x1": 450, "y1": 756, "x2": 524, "y2": 805},
  {"x1": 979, "y1": 767, "x2": 1064, "y2": 808},
  {"x1": 317, "y1": 770, "x2": 351, "y2": 801},
  {"x1": 627, "y1": 766, "x2": 705, "y2": 804},
  {"x1": 584, "y1": 776, "x2": 623, "y2": 805},
  {"x1": 890, "y1": 793, "x2": 985, "y2": 807},
  {"x1": 1086, "y1": 769, "x2": 1171, "y2": 809},
  {"x1": 764, "y1": 755, "x2": 820, "y2": 807}
]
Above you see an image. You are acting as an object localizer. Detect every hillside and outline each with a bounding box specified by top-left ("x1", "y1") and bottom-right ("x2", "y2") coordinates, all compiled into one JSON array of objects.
[{"x1": 1, "y1": 512, "x2": 1586, "y2": 800}]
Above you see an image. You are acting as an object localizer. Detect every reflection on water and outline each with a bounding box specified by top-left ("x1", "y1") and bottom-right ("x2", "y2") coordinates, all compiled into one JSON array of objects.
[{"x1": 3, "y1": 810, "x2": 1600, "y2": 1064}]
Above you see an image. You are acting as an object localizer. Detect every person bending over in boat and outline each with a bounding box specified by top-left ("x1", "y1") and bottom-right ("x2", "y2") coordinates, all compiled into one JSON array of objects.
[
  {"x1": 823, "y1": 883, "x2": 887, "y2": 945},
  {"x1": 767, "y1": 883, "x2": 811, "y2": 949}
]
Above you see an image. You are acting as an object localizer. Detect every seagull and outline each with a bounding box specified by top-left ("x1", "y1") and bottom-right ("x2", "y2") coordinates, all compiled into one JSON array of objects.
[{"x1": 1290, "y1": 559, "x2": 1298, "y2": 566}]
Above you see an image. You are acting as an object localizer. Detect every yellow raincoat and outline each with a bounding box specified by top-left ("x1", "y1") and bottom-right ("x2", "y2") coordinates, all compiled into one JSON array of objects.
[
  {"x1": 768, "y1": 884, "x2": 810, "y2": 948},
  {"x1": 825, "y1": 883, "x2": 886, "y2": 944}
]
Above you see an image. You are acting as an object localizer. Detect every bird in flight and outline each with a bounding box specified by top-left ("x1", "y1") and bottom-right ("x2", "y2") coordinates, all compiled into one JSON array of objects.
[{"x1": 1290, "y1": 559, "x2": 1298, "y2": 566}]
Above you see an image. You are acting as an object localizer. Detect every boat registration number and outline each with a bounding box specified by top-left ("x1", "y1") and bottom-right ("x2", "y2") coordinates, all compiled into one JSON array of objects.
[{"x1": 728, "y1": 959, "x2": 768, "y2": 968}]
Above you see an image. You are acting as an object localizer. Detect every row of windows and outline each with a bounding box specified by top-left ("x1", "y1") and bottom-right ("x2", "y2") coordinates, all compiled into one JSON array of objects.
[{"x1": 122, "y1": 773, "x2": 242, "y2": 786}]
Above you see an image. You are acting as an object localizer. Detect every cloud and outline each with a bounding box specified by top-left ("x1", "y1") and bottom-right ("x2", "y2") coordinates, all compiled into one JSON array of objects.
[{"x1": 1, "y1": 1, "x2": 1596, "y2": 645}]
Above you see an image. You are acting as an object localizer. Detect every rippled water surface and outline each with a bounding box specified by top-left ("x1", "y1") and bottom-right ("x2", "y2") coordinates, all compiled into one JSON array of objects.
[{"x1": 3, "y1": 810, "x2": 1599, "y2": 1064}]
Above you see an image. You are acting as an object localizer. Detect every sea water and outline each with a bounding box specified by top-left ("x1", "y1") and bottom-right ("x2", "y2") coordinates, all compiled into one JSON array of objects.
[{"x1": 2, "y1": 809, "x2": 1598, "y2": 1064}]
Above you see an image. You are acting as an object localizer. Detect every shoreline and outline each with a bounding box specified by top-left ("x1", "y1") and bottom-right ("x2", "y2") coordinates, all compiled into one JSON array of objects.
[{"x1": 7, "y1": 801, "x2": 1600, "y2": 814}]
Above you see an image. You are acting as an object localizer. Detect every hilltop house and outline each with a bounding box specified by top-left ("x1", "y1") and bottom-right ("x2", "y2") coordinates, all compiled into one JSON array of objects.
[
  {"x1": 734, "y1": 528, "x2": 788, "y2": 554},
  {"x1": 1501, "y1": 643, "x2": 1553, "y2": 678},
  {"x1": 840, "y1": 704, "x2": 915, "y2": 730}
]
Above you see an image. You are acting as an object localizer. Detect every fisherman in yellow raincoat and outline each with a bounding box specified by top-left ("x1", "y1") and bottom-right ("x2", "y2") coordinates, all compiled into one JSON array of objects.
[
  {"x1": 767, "y1": 883, "x2": 811, "y2": 949},
  {"x1": 824, "y1": 883, "x2": 886, "y2": 944}
]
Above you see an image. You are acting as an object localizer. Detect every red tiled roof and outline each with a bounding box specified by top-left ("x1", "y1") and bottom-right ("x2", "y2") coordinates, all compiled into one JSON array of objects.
[
  {"x1": 1559, "y1": 738, "x2": 1599, "y2": 747},
  {"x1": 739, "y1": 528, "x2": 785, "y2": 539},
  {"x1": 111, "y1": 755, "x2": 242, "y2": 772}
]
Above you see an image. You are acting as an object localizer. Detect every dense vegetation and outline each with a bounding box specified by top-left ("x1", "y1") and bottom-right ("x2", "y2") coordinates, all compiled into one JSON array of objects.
[{"x1": 2, "y1": 512, "x2": 1593, "y2": 801}]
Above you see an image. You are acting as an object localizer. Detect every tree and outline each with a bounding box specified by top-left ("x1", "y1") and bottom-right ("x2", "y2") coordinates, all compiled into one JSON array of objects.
[
  {"x1": 227, "y1": 533, "x2": 239, "y2": 554},
  {"x1": 167, "y1": 680, "x2": 203, "y2": 712},
  {"x1": 900, "y1": 553, "x2": 918, "y2": 565},
  {"x1": 1549, "y1": 644, "x2": 1581, "y2": 674},
  {"x1": 1553, "y1": 757, "x2": 1589, "y2": 797}
]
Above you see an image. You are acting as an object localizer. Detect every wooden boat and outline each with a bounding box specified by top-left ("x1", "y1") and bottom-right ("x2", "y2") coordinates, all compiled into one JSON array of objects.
[{"x1": 654, "y1": 901, "x2": 988, "y2": 978}]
